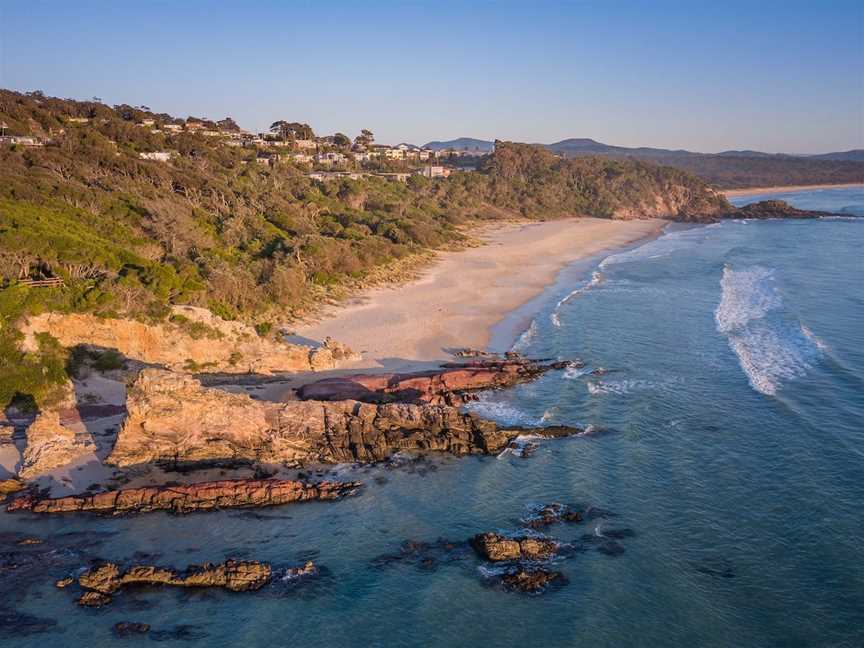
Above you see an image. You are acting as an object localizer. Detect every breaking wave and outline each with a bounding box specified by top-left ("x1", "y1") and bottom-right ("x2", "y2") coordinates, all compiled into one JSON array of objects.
[
  {"x1": 586, "y1": 379, "x2": 653, "y2": 395},
  {"x1": 715, "y1": 265, "x2": 823, "y2": 396},
  {"x1": 551, "y1": 271, "x2": 604, "y2": 327},
  {"x1": 512, "y1": 319, "x2": 537, "y2": 351},
  {"x1": 465, "y1": 399, "x2": 541, "y2": 427}
]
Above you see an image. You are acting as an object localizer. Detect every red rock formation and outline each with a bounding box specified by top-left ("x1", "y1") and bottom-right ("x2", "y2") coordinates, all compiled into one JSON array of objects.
[
  {"x1": 6, "y1": 478, "x2": 359, "y2": 515},
  {"x1": 296, "y1": 359, "x2": 577, "y2": 405},
  {"x1": 470, "y1": 532, "x2": 559, "y2": 562}
]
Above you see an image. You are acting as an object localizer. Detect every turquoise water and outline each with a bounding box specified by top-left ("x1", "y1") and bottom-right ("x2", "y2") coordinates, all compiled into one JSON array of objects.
[{"x1": 2, "y1": 188, "x2": 863, "y2": 647}]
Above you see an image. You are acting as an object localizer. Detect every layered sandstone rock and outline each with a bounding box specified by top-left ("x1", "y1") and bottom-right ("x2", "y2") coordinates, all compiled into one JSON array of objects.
[
  {"x1": 107, "y1": 369, "x2": 577, "y2": 467},
  {"x1": 20, "y1": 306, "x2": 357, "y2": 375},
  {"x1": 6, "y1": 478, "x2": 359, "y2": 514},
  {"x1": 297, "y1": 358, "x2": 575, "y2": 405},
  {"x1": 470, "y1": 532, "x2": 559, "y2": 562},
  {"x1": 18, "y1": 383, "x2": 96, "y2": 479},
  {"x1": 76, "y1": 559, "x2": 271, "y2": 605}
]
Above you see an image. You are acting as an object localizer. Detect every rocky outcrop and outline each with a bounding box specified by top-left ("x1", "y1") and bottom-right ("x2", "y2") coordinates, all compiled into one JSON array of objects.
[
  {"x1": 297, "y1": 358, "x2": 578, "y2": 405},
  {"x1": 500, "y1": 567, "x2": 565, "y2": 593},
  {"x1": 0, "y1": 479, "x2": 24, "y2": 500},
  {"x1": 106, "y1": 369, "x2": 579, "y2": 468},
  {"x1": 19, "y1": 306, "x2": 358, "y2": 375},
  {"x1": 18, "y1": 383, "x2": 96, "y2": 479},
  {"x1": 6, "y1": 478, "x2": 359, "y2": 515},
  {"x1": 470, "y1": 533, "x2": 559, "y2": 562},
  {"x1": 75, "y1": 559, "x2": 270, "y2": 606},
  {"x1": 732, "y1": 199, "x2": 835, "y2": 219},
  {"x1": 520, "y1": 503, "x2": 583, "y2": 528}
]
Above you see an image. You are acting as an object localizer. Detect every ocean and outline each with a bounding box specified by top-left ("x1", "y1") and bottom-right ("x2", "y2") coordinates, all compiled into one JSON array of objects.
[{"x1": 2, "y1": 187, "x2": 863, "y2": 647}]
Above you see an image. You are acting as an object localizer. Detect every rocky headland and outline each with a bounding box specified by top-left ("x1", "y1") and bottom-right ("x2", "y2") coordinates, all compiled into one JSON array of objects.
[{"x1": 6, "y1": 477, "x2": 359, "y2": 515}]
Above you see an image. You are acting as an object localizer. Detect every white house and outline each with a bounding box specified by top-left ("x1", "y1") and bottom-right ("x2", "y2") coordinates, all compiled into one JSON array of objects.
[{"x1": 139, "y1": 151, "x2": 172, "y2": 162}]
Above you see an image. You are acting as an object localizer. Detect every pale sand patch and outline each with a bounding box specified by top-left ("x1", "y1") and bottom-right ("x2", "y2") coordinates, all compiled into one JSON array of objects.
[
  {"x1": 723, "y1": 183, "x2": 864, "y2": 197},
  {"x1": 294, "y1": 217, "x2": 665, "y2": 371}
]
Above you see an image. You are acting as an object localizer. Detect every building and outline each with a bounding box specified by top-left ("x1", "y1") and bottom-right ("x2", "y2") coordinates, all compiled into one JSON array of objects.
[
  {"x1": 289, "y1": 153, "x2": 314, "y2": 164},
  {"x1": 66, "y1": 117, "x2": 90, "y2": 124},
  {"x1": 314, "y1": 152, "x2": 347, "y2": 165},
  {"x1": 163, "y1": 124, "x2": 183, "y2": 133},
  {"x1": 414, "y1": 165, "x2": 451, "y2": 179},
  {"x1": 294, "y1": 139, "x2": 317, "y2": 150},
  {"x1": 256, "y1": 152, "x2": 279, "y2": 166},
  {"x1": 0, "y1": 135, "x2": 43, "y2": 147},
  {"x1": 139, "y1": 151, "x2": 172, "y2": 161}
]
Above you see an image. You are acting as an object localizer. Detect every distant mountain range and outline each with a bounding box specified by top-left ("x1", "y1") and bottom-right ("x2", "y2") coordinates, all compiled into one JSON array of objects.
[{"x1": 421, "y1": 137, "x2": 863, "y2": 162}]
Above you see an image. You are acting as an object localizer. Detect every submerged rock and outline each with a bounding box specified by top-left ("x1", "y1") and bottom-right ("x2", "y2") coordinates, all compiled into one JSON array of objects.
[
  {"x1": 520, "y1": 503, "x2": 583, "y2": 528},
  {"x1": 78, "y1": 591, "x2": 112, "y2": 607},
  {"x1": 7, "y1": 478, "x2": 359, "y2": 515},
  {"x1": 470, "y1": 533, "x2": 558, "y2": 562},
  {"x1": 77, "y1": 559, "x2": 271, "y2": 600},
  {"x1": 105, "y1": 369, "x2": 579, "y2": 468},
  {"x1": 500, "y1": 567, "x2": 566, "y2": 593},
  {"x1": 113, "y1": 622, "x2": 150, "y2": 637}
]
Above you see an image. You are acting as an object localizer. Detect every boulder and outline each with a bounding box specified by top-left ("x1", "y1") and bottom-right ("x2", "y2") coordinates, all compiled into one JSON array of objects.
[
  {"x1": 500, "y1": 568, "x2": 565, "y2": 593},
  {"x1": 520, "y1": 503, "x2": 583, "y2": 528},
  {"x1": 78, "y1": 559, "x2": 271, "y2": 598},
  {"x1": 113, "y1": 622, "x2": 150, "y2": 637},
  {"x1": 18, "y1": 382, "x2": 96, "y2": 480},
  {"x1": 7, "y1": 478, "x2": 359, "y2": 515},
  {"x1": 470, "y1": 533, "x2": 558, "y2": 562}
]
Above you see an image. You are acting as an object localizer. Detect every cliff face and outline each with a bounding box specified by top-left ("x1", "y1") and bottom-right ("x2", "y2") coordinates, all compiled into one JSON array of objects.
[
  {"x1": 20, "y1": 306, "x2": 357, "y2": 374},
  {"x1": 106, "y1": 369, "x2": 568, "y2": 468}
]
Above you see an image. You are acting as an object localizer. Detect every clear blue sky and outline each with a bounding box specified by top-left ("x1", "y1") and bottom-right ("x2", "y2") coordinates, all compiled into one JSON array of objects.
[{"x1": 1, "y1": 0, "x2": 862, "y2": 153}]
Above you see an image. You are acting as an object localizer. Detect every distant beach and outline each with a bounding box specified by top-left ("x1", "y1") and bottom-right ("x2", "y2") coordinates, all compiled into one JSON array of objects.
[
  {"x1": 295, "y1": 217, "x2": 665, "y2": 371},
  {"x1": 723, "y1": 182, "x2": 864, "y2": 197}
]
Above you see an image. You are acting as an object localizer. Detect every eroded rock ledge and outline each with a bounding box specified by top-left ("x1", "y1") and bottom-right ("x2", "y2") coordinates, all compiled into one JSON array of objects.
[
  {"x1": 296, "y1": 357, "x2": 578, "y2": 405},
  {"x1": 105, "y1": 368, "x2": 579, "y2": 468},
  {"x1": 6, "y1": 478, "x2": 359, "y2": 515},
  {"x1": 75, "y1": 559, "x2": 271, "y2": 606}
]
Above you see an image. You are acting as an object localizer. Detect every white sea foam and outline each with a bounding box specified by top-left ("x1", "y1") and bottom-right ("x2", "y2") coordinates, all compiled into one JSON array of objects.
[
  {"x1": 715, "y1": 265, "x2": 824, "y2": 396},
  {"x1": 551, "y1": 271, "x2": 604, "y2": 327},
  {"x1": 512, "y1": 319, "x2": 537, "y2": 351},
  {"x1": 466, "y1": 399, "x2": 540, "y2": 428},
  {"x1": 563, "y1": 365, "x2": 592, "y2": 380},
  {"x1": 586, "y1": 379, "x2": 652, "y2": 395}
]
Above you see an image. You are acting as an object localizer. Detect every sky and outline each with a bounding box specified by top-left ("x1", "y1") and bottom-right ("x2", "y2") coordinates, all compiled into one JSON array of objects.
[{"x1": 1, "y1": 0, "x2": 862, "y2": 153}]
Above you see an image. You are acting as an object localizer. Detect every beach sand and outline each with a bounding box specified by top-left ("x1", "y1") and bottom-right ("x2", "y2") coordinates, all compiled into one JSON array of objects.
[
  {"x1": 294, "y1": 217, "x2": 665, "y2": 371},
  {"x1": 723, "y1": 182, "x2": 863, "y2": 197}
]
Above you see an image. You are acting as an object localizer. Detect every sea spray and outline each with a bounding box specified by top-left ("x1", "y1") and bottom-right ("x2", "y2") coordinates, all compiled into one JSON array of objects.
[{"x1": 715, "y1": 265, "x2": 824, "y2": 395}]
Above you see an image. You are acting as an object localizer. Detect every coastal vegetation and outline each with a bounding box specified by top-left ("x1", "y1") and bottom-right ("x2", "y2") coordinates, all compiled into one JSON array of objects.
[{"x1": 0, "y1": 89, "x2": 726, "y2": 408}]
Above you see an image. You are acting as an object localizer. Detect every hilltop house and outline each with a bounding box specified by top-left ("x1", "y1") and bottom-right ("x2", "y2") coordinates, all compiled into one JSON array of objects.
[
  {"x1": 139, "y1": 151, "x2": 172, "y2": 161},
  {"x1": 414, "y1": 165, "x2": 450, "y2": 178}
]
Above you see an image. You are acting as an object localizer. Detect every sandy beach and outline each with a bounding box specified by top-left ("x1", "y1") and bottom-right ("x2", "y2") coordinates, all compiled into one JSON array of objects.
[
  {"x1": 295, "y1": 217, "x2": 665, "y2": 371},
  {"x1": 723, "y1": 182, "x2": 863, "y2": 197}
]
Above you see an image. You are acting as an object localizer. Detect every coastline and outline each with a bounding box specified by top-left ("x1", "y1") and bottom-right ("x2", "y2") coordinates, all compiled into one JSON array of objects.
[
  {"x1": 723, "y1": 182, "x2": 864, "y2": 197},
  {"x1": 293, "y1": 217, "x2": 665, "y2": 371}
]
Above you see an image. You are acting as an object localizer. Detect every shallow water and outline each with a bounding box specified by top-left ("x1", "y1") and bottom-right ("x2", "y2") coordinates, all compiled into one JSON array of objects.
[{"x1": 2, "y1": 188, "x2": 863, "y2": 647}]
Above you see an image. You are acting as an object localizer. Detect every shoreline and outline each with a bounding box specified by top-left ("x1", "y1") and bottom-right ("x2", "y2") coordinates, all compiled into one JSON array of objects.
[
  {"x1": 723, "y1": 182, "x2": 864, "y2": 197},
  {"x1": 293, "y1": 217, "x2": 665, "y2": 372}
]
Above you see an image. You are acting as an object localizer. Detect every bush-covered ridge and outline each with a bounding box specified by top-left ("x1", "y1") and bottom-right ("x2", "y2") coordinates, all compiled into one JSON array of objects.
[{"x1": 0, "y1": 89, "x2": 730, "y2": 409}]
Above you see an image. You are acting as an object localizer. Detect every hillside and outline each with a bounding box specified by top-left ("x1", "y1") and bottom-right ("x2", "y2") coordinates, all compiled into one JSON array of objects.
[
  {"x1": 423, "y1": 137, "x2": 864, "y2": 188},
  {"x1": 0, "y1": 90, "x2": 729, "y2": 409}
]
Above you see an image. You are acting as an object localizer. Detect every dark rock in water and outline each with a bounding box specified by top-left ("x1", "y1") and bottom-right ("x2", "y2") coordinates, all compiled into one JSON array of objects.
[
  {"x1": 113, "y1": 621, "x2": 150, "y2": 637},
  {"x1": 500, "y1": 567, "x2": 566, "y2": 594},
  {"x1": 370, "y1": 538, "x2": 470, "y2": 571},
  {"x1": 149, "y1": 624, "x2": 209, "y2": 642},
  {"x1": 596, "y1": 540, "x2": 626, "y2": 556},
  {"x1": 520, "y1": 503, "x2": 583, "y2": 528},
  {"x1": 0, "y1": 608, "x2": 58, "y2": 637},
  {"x1": 694, "y1": 558, "x2": 736, "y2": 579},
  {"x1": 78, "y1": 591, "x2": 112, "y2": 607},
  {"x1": 601, "y1": 528, "x2": 636, "y2": 539},
  {"x1": 7, "y1": 478, "x2": 359, "y2": 515},
  {"x1": 75, "y1": 559, "x2": 271, "y2": 602},
  {"x1": 583, "y1": 506, "x2": 619, "y2": 520},
  {"x1": 732, "y1": 199, "x2": 836, "y2": 220},
  {"x1": 471, "y1": 533, "x2": 558, "y2": 562}
]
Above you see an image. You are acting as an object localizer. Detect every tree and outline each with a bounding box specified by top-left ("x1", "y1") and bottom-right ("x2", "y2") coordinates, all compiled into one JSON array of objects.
[
  {"x1": 354, "y1": 129, "x2": 374, "y2": 147},
  {"x1": 217, "y1": 117, "x2": 240, "y2": 132},
  {"x1": 333, "y1": 132, "x2": 351, "y2": 148},
  {"x1": 270, "y1": 121, "x2": 314, "y2": 140}
]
